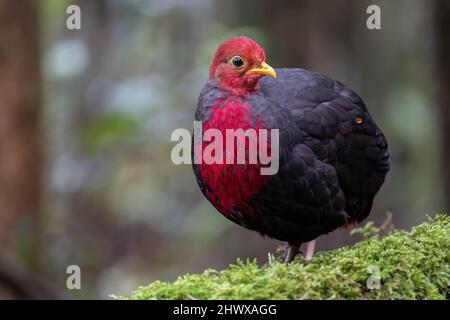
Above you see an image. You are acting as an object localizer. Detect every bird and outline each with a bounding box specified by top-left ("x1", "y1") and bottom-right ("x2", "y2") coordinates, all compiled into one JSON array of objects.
[{"x1": 192, "y1": 37, "x2": 390, "y2": 263}]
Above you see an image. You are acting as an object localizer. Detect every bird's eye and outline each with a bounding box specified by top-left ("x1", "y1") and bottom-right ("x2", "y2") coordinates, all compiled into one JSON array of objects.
[{"x1": 230, "y1": 56, "x2": 245, "y2": 69}]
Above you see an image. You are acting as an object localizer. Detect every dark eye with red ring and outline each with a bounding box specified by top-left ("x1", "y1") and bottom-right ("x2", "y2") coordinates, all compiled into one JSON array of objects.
[{"x1": 230, "y1": 56, "x2": 245, "y2": 69}]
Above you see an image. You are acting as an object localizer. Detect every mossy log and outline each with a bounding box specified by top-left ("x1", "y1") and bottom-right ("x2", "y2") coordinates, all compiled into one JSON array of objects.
[{"x1": 127, "y1": 215, "x2": 449, "y2": 300}]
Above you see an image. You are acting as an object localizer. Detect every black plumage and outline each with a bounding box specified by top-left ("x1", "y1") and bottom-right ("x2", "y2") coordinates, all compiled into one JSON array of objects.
[{"x1": 193, "y1": 67, "x2": 390, "y2": 260}]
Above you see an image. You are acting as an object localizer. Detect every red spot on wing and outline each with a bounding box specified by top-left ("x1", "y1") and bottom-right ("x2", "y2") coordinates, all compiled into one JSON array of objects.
[{"x1": 198, "y1": 98, "x2": 271, "y2": 215}]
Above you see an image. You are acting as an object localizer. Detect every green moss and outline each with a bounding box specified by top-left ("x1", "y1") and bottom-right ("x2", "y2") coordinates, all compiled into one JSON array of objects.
[{"x1": 126, "y1": 215, "x2": 449, "y2": 300}]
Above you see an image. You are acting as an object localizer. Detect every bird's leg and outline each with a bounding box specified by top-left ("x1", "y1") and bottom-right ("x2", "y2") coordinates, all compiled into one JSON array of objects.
[
  {"x1": 304, "y1": 240, "x2": 316, "y2": 261},
  {"x1": 283, "y1": 242, "x2": 301, "y2": 264}
]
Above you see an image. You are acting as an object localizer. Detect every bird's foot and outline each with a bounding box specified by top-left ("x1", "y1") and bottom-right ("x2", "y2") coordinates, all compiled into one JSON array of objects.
[
  {"x1": 283, "y1": 243, "x2": 301, "y2": 264},
  {"x1": 282, "y1": 239, "x2": 316, "y2": 263},
  {"x1": 304, "y1": 240, "x2": 316, "y2": 261}
]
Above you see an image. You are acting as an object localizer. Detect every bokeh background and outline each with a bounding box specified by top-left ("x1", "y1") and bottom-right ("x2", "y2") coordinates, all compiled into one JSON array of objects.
[{"x1": 0, "y1": 0, "x2": 448, "y2": 299}]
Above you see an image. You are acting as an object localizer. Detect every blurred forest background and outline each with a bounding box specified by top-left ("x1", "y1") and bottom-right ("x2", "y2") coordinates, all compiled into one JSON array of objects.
[{"x1": 0, "y1": 0, "x2": 448, "y2": 299}]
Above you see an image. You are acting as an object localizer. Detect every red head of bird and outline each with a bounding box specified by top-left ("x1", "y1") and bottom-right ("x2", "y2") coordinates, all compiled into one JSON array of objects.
[{"x1": 209, "y1": 37, "x2": 277, "y2": 95}]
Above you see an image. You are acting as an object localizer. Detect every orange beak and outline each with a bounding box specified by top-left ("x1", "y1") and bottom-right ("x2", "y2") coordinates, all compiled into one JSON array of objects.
[{"x1": 245, "y1": 62, "x2": 277, "y2": 78}]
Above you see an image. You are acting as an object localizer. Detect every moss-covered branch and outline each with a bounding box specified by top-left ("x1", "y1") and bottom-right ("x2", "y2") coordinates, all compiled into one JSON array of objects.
[{"x1": 127, "y1": 215, "x2": 449, "y2": 300}]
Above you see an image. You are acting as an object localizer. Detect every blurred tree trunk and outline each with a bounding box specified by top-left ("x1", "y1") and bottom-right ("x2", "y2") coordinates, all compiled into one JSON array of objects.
[
  {"x1": 435, "y1": 0, "x2": 450, "y2": 210},
  {"x1": 0, "y1": 1, "x2": 41, "y2": 250}
]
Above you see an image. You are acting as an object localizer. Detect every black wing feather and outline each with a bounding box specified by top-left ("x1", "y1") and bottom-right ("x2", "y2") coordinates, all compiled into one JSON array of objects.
[
  {"x1": 193, "y1": 68, "x2": 390, "y2": 243},
  {"x1": 257, "y1": 69, "x2": 390, "y2": 224}
]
